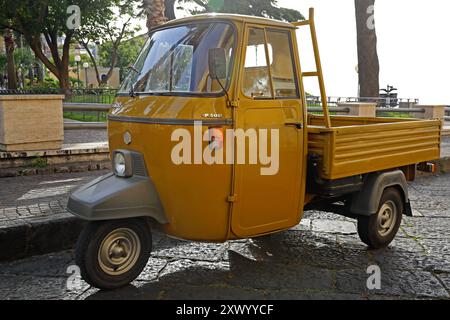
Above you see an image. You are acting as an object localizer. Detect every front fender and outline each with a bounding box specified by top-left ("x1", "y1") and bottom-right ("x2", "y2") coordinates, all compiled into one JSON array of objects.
[{"x1": 67, "y1": 173, "x2": 167, "y2": 224}]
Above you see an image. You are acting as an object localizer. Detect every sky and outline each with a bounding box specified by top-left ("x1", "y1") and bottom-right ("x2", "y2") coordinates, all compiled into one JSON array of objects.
[
  {"x1": 277, "y1": 0, "x2": 450, "y2": 104},
  {"x1": 142, "y1": 0, "x2": 450, "y2": 104}
]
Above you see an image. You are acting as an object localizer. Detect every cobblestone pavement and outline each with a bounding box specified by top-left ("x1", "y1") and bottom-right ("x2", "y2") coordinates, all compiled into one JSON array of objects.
[
  {"x1": 63, "y1": 129, "x2": 108, "y2": 145},
  {"x1": 0, "y1": 172, "x2": 449, "y2": 300},
  {"x1": 0, "y1": 171, "x2": 109, "y2": 223}
]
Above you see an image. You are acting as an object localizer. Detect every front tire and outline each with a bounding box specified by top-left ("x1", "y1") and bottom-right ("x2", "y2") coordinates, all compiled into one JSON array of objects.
[
  {"x1": 75, "y1": 218, "x2": 151, "y2": 290},
  {"x1": 357, "y1": 188, "x2": 403, "y2": 249}
]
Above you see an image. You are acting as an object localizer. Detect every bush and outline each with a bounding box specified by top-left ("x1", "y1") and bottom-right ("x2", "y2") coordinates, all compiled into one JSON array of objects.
[{"x1": 31, "y1": 157, "x2": 48, "y2": 168}]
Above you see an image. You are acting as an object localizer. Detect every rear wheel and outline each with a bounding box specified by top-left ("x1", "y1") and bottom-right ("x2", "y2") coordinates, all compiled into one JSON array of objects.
[
  {"x1": 357, "y1": 188, "x2": 403, "y2": 249},
  {"x1": 75, "y1": 218, "x2": 151, "y2": 290}
]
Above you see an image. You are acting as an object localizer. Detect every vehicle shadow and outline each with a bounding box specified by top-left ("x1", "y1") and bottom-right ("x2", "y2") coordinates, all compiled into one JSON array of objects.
[{"x1": 84, "y1": 228, "x2": 424, "y2": 300}]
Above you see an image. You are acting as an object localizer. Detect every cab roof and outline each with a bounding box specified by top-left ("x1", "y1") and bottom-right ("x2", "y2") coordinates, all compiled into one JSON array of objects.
[{"x1": 161, "y1": 13, "x2": 297, "y2": 29}]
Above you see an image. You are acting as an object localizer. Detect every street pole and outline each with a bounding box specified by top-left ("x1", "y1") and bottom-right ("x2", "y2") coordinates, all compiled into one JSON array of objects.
[
  {"x1": 83, "y1": 62, "x2": 89, "y2": 88},
  {"x1": 74, "y1": 55, "x2": 81, "y2": 88},
  {"x1": 77, "y1": 62, "x2": 80, "y2": 88}
]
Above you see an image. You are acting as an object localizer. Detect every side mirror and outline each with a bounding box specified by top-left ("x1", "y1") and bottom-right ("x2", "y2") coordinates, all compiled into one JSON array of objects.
[{"x1": 208, "y1": 48, "x2": 227, "y2": 79}]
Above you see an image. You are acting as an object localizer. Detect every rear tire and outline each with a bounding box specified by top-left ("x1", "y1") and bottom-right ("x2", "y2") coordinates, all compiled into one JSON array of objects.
[
  {"x1": 75, "y1": 218, "x2": 151, "y2": 290},
  {"x1": 357, "y1": 188, "x2": 403, "y2": 249}
]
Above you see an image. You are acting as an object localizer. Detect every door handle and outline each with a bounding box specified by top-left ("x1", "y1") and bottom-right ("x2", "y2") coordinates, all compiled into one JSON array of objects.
[{"x1": 285, "y1": 122, "x2": 303, "y2": 130}]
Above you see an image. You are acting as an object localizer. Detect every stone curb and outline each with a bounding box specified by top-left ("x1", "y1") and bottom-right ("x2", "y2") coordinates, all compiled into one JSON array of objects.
[
  {"x1": 0, "y1": 213, "x2": 86, "y2": 262},
  {"x1": 0, "y1": 161, "x2": 112, "y2": 178}
]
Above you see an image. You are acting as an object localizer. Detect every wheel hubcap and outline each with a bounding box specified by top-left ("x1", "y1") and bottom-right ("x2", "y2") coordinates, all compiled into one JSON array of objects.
[
  {"x1": 377, "y1": 200, "x2": 397, "y2": 237},
  {"x1": 98, "y1": 228, "x2": 141, "y2": 276}
]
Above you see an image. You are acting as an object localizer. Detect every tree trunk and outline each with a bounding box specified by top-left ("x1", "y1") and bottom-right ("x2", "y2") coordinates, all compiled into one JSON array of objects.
[
  {"x1": 58, "y1": 72, "x2": 71, "y2": 90},
  {"x1": 165, "y1": 0, "x2": 176, "y2": 21},
  {"x1": 81, "y1": 41, "x2": 102, "y2": 86},
  {"x1": 36, "y1": 61, "x2": 45, "y2": 83},
  {"x1": 143, "y1": 0, "x2": 168, "y2": 32},
  {"x1": 355, "y1": 0, "x2": 380, "y2": 98},
  {"x1": 4, "y1": 29, "x2": 17, "y2": 90},
  {"x1": 59, "y1": 35, "x2": 72, "y2": 91}
]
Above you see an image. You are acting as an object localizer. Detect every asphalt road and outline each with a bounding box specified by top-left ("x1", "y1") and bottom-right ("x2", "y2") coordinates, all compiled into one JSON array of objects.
[{"x1": 0, "y1": 173, "x2": 449, "y2": 300}]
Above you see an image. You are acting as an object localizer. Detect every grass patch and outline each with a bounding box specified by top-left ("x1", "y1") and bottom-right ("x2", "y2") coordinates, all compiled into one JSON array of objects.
[
  {"x1": 65, "y1": 94, "x2": 116, "y2": 104},
  {"x1": 64, "y1": 111, "x2": 107, "y2": 122},
  {"x1": 377, "y1": 112, "x2": 413, "y2": 118}
]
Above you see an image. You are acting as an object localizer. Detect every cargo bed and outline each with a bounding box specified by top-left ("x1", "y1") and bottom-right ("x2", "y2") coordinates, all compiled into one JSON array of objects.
[{"x1": 307, "y1": 115, "x2": 442, "y2": 180}]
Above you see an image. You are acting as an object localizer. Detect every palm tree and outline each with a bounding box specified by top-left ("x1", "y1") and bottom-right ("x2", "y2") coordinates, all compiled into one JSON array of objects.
[
  {"x1": 143, "y1": 0, "x2": 168, "y2": 32},
  {"x1": 355, "y1": 0, "x2": 380, "y2": 98},
  {"x1": 165, "y1": 0, "x2": 176, "y2": 20},
  {"x1": 3, "y1": 28, "x2": 17, "y2": 89}
]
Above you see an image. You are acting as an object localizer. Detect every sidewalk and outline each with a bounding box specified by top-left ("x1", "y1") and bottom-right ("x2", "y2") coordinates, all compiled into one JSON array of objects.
[
  {"x1": 63, "y1": 128, "x2": 107, "y2": 145},
  {"x1": 0, "y1": 170, "x2": 108, "y2": 260}
]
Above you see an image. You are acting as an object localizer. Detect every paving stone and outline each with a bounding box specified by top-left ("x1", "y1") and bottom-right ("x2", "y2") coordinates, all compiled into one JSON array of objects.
[
  {"x1": 158, "y1": 259, "x2": 231, "y2": 285},
  {"x1": 311, "y1": 219, "x2": 357, "y2": 235},
  {"x1": 136, "y1": 258, "x2": 169, "y2": 281},
  {"x1": 289, "y1": 218, "x2": 311, "y2": 231},
  {"x1": 265, "y1": 290, "x2": 367, "y2": 300},
  {"x1": 419, "y1": 255, "x2": 450, "y2": 273},
  {"x1": 401, "y1": 218, "x2": 450, "y2": 239},
  {"x1": 1, "y1": 274, "x2": 80, "y2": 300},
  {"x1": 0, "y1": 251, "x2": 74, "y2": 277},
  {"x1": 227, "y1": 235, "x2": 371, "y2": 270},
  {"x1": 435, "y1": 273, "x2": 450, "y2": 293},
  {"x1": 159, "y1": 284, "x2": 267, "y2": 300},
  {"x1": 336, "y1": 269, "x2": 449, "y2": 298},
  {"x1": 152, "y1": 237, "x2": 228, "y2": 262},
  {"x1": 226, "y1": 251, "x2": 335, "y2": 291}
]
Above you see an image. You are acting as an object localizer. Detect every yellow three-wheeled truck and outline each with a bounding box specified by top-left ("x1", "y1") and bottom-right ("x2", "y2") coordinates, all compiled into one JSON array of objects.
[{"x1": 68, "y1": 9, "x2": 441, "y2": 289}]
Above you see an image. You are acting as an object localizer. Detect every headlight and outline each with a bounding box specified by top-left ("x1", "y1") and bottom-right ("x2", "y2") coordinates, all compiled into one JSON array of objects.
[
  {"x1": 113, "y1": 152, "x2": 127, "y2": 177},
  {"x1": 112, "y1": 150, "x2": 141, "y2": 178}
]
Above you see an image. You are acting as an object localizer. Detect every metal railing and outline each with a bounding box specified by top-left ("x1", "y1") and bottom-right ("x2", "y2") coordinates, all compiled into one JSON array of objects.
[
  {"x1": 64, "y1": 88, "x2": 118, "y2": 104},
  {"x1": 64, "y1": 121, "x2": 107, "y2": 130},
  {"x1": 306, "y1": 96, "x2": 424, "y2": 117},
  {"x1": 0, "y1": 88, "x2": 118, "y2": 104},
  {"x1": 306, "y1": 96, "x2": 419, "y2": 109}
]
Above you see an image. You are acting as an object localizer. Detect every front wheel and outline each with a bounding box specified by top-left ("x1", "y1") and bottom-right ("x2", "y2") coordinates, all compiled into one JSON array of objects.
[
  {"x1": 75, "y1": 218, "x2": 152, "y2": 290},
  {"x1": 357, "y1": 188, "x2": 403, "y2": 249}
]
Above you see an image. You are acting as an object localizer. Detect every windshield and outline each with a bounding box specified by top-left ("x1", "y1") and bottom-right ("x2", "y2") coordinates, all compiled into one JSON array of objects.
[{"x1": 119, "y1": 22, "x2": 235, "y2": 95}]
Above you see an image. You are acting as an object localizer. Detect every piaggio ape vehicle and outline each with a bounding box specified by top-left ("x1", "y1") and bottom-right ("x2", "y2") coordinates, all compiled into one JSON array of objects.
[{"x1": 67, "y1": 9, "x2": 442, "y2": 289}]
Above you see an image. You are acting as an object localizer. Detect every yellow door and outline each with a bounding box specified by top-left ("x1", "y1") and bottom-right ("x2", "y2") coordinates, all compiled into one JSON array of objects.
[{"x1": 231, "y1": 26, "x2": 304, "y2": 237}]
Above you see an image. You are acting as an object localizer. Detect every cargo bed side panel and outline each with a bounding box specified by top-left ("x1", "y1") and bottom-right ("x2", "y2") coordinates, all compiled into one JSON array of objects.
[{"x1": 308, "y1": 119, "x2": 441, "y2": 180}]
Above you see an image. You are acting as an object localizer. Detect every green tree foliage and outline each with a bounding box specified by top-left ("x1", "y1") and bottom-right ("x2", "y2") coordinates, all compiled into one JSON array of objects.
[
  {"x1": 77, "y1": 0, "x2": 142, "y2": 86},
  {"x1": 0, "y1": 0, "x2": 94, "y2": 89},
  {"x1": 176, "y1": 0, "x2": 304, "y2": 22},
  {"x1": 0, "y1": 0, "x2": 141, "y2": 89},
  {"x1": 14, "y1": 48, "x2": 35, "y2": 69},
  {"x1": 99, "y1": 35, "x2": 146, "y2": 81}
]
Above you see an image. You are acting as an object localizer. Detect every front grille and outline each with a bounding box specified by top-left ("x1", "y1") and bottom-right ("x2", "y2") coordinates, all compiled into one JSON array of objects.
[{"x1": 131, "y1": 152, "x2": 148, "y2": 176}]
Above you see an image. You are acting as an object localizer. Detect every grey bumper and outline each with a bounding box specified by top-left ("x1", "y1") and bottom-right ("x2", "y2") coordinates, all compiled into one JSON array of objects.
[{"x1": 67, "y1": 173, "x2": 167, "y2": 223}]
